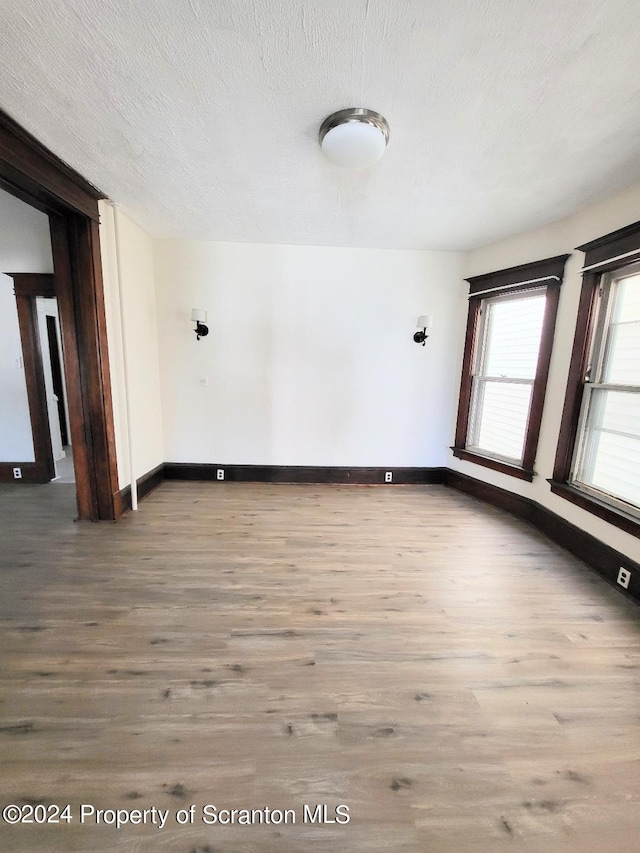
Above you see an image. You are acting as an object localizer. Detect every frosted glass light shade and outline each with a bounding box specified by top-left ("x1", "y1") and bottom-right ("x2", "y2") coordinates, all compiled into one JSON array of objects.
[
  {"x1": 319, "y1": 108, "x2": 390, "y2": 169},
  {"x1": 417, "y1": 315, "x2": 433, "y2": 329},
  {"x1": 321, "y1": 122, "x2": 387, "y2": 169},
  {"x1": 191, "y1": 309, "x2": 207, "y2": 323}
]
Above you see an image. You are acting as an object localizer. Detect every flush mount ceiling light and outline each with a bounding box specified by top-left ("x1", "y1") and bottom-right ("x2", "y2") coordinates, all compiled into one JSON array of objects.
[{"x1": 319, "y1": 108, "x2": 390, "y2": 169}]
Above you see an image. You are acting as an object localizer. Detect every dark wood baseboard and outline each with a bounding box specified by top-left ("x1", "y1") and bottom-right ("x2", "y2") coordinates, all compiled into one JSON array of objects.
[
  {"x1": 115, "y1": 463, "x2": 165, "y2": 515},
  {"x1": 164, "y1": 463, "x2": 447, "y2": 486},
  {"x1": 0, "y1": 461, "x2": 51, "y2": 484},
  {"x1": 445, "y1": 470, "x2": 640, "y2": 605}
]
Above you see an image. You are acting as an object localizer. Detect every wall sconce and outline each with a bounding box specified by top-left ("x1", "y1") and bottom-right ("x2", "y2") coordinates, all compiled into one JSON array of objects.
[
  {"x1": 191, "y1": 309, "x2": 209, "y2": 340},
  {"x1": 413, "y1": 315, "x2": 433, "y2": 345}
]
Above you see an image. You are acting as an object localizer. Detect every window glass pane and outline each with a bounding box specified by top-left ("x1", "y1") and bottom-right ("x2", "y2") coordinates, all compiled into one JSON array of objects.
[
  {"x1": 603, "y1": 274, "x2": 640, "y2": 385},
  {"x1": 470, "y1": 380, "x2": 532, "y2": 462},
  {"x1": 574, "y1": 389, "x2": 640, "y2": 509},
  {"x1": 483, "y1": 294, "x2": 545, "y2": 379}
]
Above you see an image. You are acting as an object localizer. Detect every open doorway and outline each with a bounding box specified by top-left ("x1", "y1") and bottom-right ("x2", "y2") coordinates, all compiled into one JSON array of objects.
[
  {"x1": 37, "y1": 296, "x2": 74, "y2": 484},
  {"x1": 0, "y1": 109, "x2": 120, "y2": 519},
  {"x1": 0, "y1": 189, "x2": 59, "y2": 486}
]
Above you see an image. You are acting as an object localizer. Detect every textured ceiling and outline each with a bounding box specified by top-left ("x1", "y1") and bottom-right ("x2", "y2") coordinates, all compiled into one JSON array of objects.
[{"x1": 1, "y1": 0, "x2": 640, "y2": 250}]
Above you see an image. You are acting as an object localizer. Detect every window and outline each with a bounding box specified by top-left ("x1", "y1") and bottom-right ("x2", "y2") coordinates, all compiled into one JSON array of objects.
[
  {"x1": 453, "y1": 255, "x2": 569, "y2": 480},
  {"x1": 552, "y1": 222, "x2": 640, "y2": 537},
  {"x1": 467, "y1": 290, "x2": 546, "y2": 463},
  {"x1": 572, "y1": 267, "x2": 640, "y2": 510}
]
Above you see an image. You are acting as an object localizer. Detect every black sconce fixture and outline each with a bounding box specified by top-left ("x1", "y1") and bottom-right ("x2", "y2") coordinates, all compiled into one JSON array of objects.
[
  {"x1": 191, "y1": 308, "x2": 209, "y2": 341},
  {"x1": 413, "y1": 315, "x2": 433, "y2": 346}
]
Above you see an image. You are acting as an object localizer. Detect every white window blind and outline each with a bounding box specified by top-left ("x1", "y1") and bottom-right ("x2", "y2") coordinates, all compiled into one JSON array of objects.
[
  {"x1": 467, "y1": 291, "x2": 546, "y2": 464},
  {"x1": 572, "y1": 269, "x2": 640, "y2": 514}
]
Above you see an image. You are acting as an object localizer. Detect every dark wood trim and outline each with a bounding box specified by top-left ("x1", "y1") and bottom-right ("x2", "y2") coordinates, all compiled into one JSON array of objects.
[
  {"x1": 11, "y1": 281, "x2": 55, "y2": 483},
  {"x1": 466, "y1": 254, "x2": 570, "y2": 295},
  {"x1": 6, "y1": 272, "x2": 55, "y2": 298},
  {"x1": 0, "y1": 109, "x2": 104, "y2": 219},
  {"x1": 548, "y1": 481, "x2": 640, "y2": 539},
  {"x1": 446, "y1": 469, "x2": 537, "y2": 518},
  {"x1": 0, "y1": 108, "x2": 119, "y2": 520},
  {"x1": 450, "y1": 448, "x2": 534, "y2": 481},
  {"x1": 453, "y1": 299, "x2": 481, "y2": 449},
  {"x1": 577, "y1": 219, "x2": 640, "y2": 268},
  {"x1": 50, "y1": 214, "x2": 120, "y2": 520},
  {"x1": 116, "y1": 464, "x2": 166, "y2": 515},
  {"x1": 164, "y1": 464, "x2": 447, "y2": 485},
  {"x1": 521, "y1": 281, "x2": 560, "y2": 472},
  {"x1": 0, "y1": 463, "x2": 52, "y2": 483},
  {"x1": 551, "y1": 222, "x2": 640, "y2": 534},
  {"x1": 75, "y1": 216, "x2": 120, "y2": 519},
  {"x1": 553, "y1": 273, "x2": 600, "y2": 481},
  {"x1": 453, "y1": 268, "x2": 564, "y2": 480},
  {"x1": 445, "y1": 470, "x2": 640, "y2": 604}
]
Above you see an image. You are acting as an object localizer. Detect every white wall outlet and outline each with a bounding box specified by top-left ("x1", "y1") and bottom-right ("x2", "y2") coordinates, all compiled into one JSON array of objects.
[
  {"x1": 13, "y1": 467, "x2": 22, "y2": 479},
  {"x1": 216, "y1": 468, "x2": 225, "y2": 481},
  {"x1": 617, "y1": 567, "x2": 631, "y2": 589},
  {"x1": 385, "y1": 471, "x2": 393, "y2": 483}
]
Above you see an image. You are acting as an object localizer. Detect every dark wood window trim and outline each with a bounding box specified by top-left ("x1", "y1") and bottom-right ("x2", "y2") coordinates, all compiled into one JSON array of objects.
[
  {"x1": 452, "y1": 255, "x2": 569, "y2": 480},
  {"x1": 548, "y1": 481, "x2": 640, "y2": 539},
  {"x1": 552, "y1": 221, "x2": 640, "y2": 539},
  {"x1": 450, "y1": 448, "x2": 535, "y2": 481},
  {"x1": 0, "y1": 108, "x2": 120, "y2": 520}
]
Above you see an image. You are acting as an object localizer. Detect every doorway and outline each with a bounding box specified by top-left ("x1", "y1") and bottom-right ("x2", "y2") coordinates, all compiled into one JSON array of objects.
[
  {"x1": 0, "y1": 109, "x2": 120, "y2": 519},
  {"x1": 37, "y1": 296, "x2": 74, "y2": 484}
]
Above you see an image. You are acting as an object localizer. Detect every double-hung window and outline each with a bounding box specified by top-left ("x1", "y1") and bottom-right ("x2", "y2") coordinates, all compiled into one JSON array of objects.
[
  {"x1": 552, "y1": 222, "x2": 640, "y2": 537},
  {"x1": 453, "y1": 255, "x2": 568, "y2": 480},
  {"x1": 571, "y1": 265, "x2": 640, "y2": 511}
]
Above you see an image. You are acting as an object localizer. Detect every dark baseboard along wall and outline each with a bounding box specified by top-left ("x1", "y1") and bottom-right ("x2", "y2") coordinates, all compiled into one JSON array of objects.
[
  {"x1": 163, "y1": 463, "x2": 447, "y2": 485},
  {"x1": 0, "y1": 462, "x2": 50, "y2": 483},
  {"x1": 445, "y1": 470, "x2": 640, "y2": 605},
  {"x1": 109, "y1": 461, "x2": 638, "y2": 606},
  {"x1": 115, "y1": 463, "x2": 165, "y2": 515}
]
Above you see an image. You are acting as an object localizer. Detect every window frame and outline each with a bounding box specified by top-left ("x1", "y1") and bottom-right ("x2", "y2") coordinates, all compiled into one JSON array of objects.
[
  {"x1": 551, "y1": 222, "x2": 640, "y2": 538},
  {"x1": 453, "y1": 255, "x2": 569, "y2": 481}
]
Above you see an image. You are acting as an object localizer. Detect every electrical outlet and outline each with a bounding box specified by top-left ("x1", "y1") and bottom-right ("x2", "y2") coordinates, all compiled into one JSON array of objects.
[
  {"x1": 216, "y1": 468, "x2": 225, "y2": 481},
  {"x1": 385, "y1": 471, "x2": 393, "y2": 483},
  {"x1": 617, "y1": 567, "x2": 631, "y2": 589},
  {"x1": 13, "y1": 467, "x2": 22, "y2": 479}
]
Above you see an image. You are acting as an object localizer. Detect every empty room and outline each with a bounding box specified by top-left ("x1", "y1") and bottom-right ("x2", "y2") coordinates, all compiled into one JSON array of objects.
[{"x1": 0, "y1": 1, "x2": 639, "y2": 851}]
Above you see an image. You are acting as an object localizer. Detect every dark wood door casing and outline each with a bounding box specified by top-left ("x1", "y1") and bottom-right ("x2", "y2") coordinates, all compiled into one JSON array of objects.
[
  {"x1": 5, "y1": 273, "x2": 56, "y2": 483},
  {"x1": 0, "y1": 109, "x2": 120, "y2": 520}
]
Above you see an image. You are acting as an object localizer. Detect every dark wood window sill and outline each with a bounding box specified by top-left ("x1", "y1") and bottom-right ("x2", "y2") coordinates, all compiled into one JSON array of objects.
[
  {"x1": 451, "y1": 447, "x2": 534, "y2": 482},
  {"x1": 548, "y1": 480, "x2": 640, "y2": 539}
]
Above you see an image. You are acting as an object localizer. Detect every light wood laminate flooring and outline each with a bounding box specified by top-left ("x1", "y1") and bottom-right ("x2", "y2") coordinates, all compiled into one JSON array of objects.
[{"x1": 0, "y1": 481, "x2": 639, "y2": 852}]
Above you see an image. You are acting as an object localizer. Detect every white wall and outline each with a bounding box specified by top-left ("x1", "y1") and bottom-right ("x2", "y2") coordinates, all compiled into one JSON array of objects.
[
  {"x1": 452, "y1": 181, "x2": 640, "y2": 562},
  {"x1": 0, "y1": 189, "x2": 53, "y2": 463},
  {"x1": 0, "y1": 189, "x2": 53, "y2": 272},
  {"x1": 0, "y1": 274, "x2": 35, "y2": 461},
  {"x1": 154, "y1": 240, "x2": 463, "y2": 467},
  {"x1": 100, "y1": 202, "x2": 165, "y2": 489}
]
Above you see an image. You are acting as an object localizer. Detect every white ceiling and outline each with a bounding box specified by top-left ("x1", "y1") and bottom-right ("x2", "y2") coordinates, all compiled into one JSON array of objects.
[{"x1": 1, "y1": 0, "x2": 640, "y2": 251}]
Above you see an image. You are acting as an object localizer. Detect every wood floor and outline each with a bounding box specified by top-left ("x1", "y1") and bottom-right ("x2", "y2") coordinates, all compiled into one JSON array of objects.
[{"x1": 0, "y1": 481, "x2": 639, "y2": 853}]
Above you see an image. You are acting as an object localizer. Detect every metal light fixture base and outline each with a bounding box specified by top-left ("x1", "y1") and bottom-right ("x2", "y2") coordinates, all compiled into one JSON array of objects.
[{"x1": 319, "y1": 108, "x2": 390, "y2": 146}]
